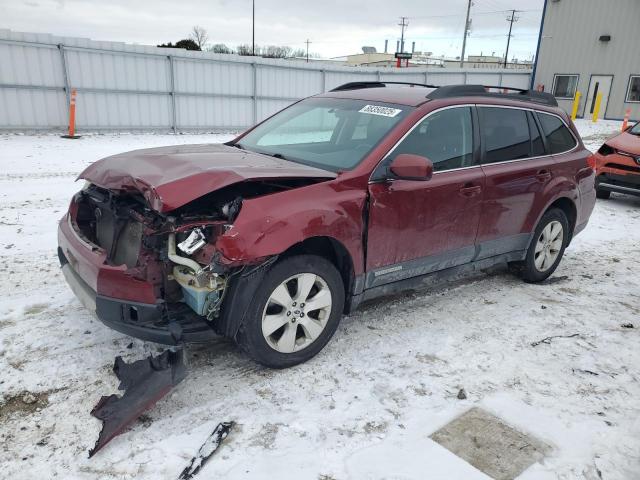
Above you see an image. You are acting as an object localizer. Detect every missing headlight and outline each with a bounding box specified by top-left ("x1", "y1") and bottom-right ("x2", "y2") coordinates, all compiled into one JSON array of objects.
[{"x1": 221, "y1": 197, "x2": 242, "y2": 222}]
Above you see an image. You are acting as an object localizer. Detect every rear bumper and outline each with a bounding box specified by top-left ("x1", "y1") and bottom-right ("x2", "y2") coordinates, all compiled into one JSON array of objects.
[{"x1": 58, "y1": 214, "x2": 218, "y2": 345}]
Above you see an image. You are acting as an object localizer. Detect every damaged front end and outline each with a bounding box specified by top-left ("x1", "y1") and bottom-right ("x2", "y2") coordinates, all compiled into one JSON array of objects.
[{"x1": 58, "y1": 177, "x2": 317, "y2": 344}]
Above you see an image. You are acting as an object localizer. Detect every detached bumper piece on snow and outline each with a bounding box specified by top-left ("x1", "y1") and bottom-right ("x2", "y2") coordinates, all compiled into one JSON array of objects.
[{"x1": 89, "y1": 349, "x2": 187, "y2": 457}]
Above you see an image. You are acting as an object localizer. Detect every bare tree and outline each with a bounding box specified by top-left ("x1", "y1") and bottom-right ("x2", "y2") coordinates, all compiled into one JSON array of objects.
[
  {"x1": 262, "y1": 45, "x2": 292, "y2": 58},
  {"x1": 235, "y1": 43, "x2": 315, "y2": 59},
  {"x1": 190, "y1": 26, "x2": 209, "y2": 50},
  {"x1": 291, "y1": 48, "x2": 306, "y2": 58},
  {"x1": 209, "y1": 43, "x2": 232, "y2": 54},
  {"x1": 236, "y1": 44, "x2": 257, "y2": 56}
]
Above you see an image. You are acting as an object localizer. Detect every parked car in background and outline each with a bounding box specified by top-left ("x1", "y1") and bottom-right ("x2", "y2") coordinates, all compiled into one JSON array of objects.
[
  {"x1": 58, "y1": 83, "x2": 596, "y2": 368},
  {"x1": 593, "y1": 122, "x2": 640, "y2": 199}
]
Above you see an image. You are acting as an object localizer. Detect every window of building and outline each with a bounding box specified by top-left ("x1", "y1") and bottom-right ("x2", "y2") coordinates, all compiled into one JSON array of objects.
[
  {"x1": 388, "y1": 107, "x2": 474, "y2": 172},
  {"x1": 626, "y1": 76, "x2": 640, "y2": 103},
  {"x1": 480, "y1": 107, "x2": 532, "y2": 163},
  {"x1": 552, "y1": 75, "x2": 578, "y2": 99},
  {"x1": 537, "y1": 113, "x2": 577, "y2": 154}
]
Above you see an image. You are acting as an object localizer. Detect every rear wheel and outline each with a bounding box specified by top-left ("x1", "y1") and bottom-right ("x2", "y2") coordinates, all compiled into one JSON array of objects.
[
  {"x1": 236, "y1": 255, "x2": 344, "y2": 368},
  {"x1": 596, "y1": 188, "x2": 611, "y2": 199},
  {"x1": 518, "y1": 208, "x2": 569, "y2": 283}
]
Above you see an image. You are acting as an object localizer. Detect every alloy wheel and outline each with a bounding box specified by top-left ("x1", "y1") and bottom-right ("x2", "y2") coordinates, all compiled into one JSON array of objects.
[
  {"x1": 261, "y1": 273, "x2": 333, "y2": 353},
  {"x1": 534, "y1": 220, "x2": 563, "y2": 272}
]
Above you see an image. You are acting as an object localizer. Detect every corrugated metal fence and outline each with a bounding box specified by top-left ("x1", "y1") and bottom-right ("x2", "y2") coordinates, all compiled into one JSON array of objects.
[{"x1": 0, "y1": 29, "x2": 532, "y2": 132}]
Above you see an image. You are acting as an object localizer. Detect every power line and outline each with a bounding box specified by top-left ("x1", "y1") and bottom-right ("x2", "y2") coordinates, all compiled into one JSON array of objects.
[
  {"x1": 480, "y1": 0, "x2": 511, "y2": 12},
  {"x1": 410, "y1": 33, "x2": 538, "y2": 40},
  {"x1": 411, "y1": 9, "x2": 540, "y2": 20}
]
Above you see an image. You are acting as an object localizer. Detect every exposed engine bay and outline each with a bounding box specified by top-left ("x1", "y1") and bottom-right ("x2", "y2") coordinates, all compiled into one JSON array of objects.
[{"x1": 71, "y1": 179, "x2": 316, "y2": 324}]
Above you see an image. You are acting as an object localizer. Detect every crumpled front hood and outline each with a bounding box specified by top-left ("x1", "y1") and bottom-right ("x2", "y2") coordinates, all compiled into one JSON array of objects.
[{"x1": 78, "y1": 143, "x2": 336, "y2": 212}]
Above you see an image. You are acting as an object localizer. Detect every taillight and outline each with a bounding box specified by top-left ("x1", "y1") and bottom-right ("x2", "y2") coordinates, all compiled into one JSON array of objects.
[{"x1": 597, "y1": 144, "x2": 615, "y2": 156}]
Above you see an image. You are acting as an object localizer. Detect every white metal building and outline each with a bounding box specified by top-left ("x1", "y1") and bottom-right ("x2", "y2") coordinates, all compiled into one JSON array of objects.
[
  {"x1": 532, "y1": 0, "x2": 640, "y2": 121},
  {"x1": 0, "y1": 29, "x2": 532, "y2": 132}
]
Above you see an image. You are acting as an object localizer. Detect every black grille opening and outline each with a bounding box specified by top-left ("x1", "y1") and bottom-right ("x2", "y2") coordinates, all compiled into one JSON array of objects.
[{"x1": 604, "y1": 162, "x2": 640, "y2": 174}]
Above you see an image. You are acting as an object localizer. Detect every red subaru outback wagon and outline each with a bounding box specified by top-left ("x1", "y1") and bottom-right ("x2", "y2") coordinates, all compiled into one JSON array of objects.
[{"x1": 58, "y1": 83, "x2": 596, "y2": 368}]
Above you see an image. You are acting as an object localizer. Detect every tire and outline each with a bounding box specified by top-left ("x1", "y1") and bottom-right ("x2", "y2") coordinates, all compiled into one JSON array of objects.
[
  {"x1": 596, "y1": 188, "x2": 611, "y2": 200},
  {"x1": 519, "y1": 208, "x2": 570, "y2": 283},
  {"x1": 236, "y1": 255, "x2": 344, "y2": 368}
]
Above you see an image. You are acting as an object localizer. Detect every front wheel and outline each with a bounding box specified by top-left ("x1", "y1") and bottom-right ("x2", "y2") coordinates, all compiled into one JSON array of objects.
[
  {"x1": 236, "y1": 255, "x2": 344, "y2": 368},
  {"x1": 518, "y1": 208, "x2": 569, "y2": 283}
]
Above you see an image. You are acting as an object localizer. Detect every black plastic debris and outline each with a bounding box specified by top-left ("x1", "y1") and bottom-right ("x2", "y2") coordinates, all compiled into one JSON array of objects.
[
  {"x1": 178, "y1": 422, "x2": 234, "y2": 479},
  {"x1": 89, "y1": 349, "x2": 187, "y2": 457}
]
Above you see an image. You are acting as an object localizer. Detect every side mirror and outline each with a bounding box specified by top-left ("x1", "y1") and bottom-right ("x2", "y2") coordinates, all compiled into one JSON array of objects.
[{"x1": 389, "y1": 154, "x2": 433, "y2": 181}]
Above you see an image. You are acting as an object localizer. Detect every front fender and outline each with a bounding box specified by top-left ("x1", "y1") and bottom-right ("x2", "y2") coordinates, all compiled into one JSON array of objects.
[{"x1": 214, "y1": 180, "x2": 367, "y2": 275}]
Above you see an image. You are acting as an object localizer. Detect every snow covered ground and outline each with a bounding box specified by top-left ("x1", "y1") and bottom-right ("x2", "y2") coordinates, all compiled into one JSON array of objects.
[{"x1": 0, "y1": 120, "x2": 639, "y2": 479}]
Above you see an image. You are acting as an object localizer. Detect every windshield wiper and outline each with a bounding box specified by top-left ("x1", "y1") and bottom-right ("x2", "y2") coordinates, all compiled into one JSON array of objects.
[
  {"x1": 230, "y1": 142, "x2": 245, "y2": 150},
  {"x1": 269, "y1": 153, "x2": 287, "y2": 160}
]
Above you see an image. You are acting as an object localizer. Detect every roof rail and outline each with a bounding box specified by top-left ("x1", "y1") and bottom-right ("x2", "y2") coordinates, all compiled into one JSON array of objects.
[
  {"x1": 330, "y1": 81, "x2": 439, "y2": 92},
  {"x1": 426, "y1": 84, "x2": 558, "y2": 107}
]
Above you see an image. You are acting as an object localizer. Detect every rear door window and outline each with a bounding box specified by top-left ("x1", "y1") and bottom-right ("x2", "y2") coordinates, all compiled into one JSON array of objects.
[
  {"x1": 480, "y1": 107, "x2": 531, "y2": 163},
  {"x1": 537, "y1": 112, "x2": 577, "y2": 154}
]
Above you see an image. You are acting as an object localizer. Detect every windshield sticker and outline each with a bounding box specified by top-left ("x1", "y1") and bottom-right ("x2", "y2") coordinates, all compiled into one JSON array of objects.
[{"x1": 359, "y1": 105, "x2": 403, "y2": 117}]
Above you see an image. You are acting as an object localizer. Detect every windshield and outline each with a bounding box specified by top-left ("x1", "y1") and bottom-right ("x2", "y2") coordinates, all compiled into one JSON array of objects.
[
  {"x1": 235, "y1": 97, "x2": 411, "y2": 172},
  {"x1": 630, "y1": 122, "x2": 640, "y2": 135}
]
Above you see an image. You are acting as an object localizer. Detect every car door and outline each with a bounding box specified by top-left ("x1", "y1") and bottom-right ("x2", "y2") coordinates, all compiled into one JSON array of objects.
[
  {"x1": 365, "y1": 105, "x2": 485, "y2": 289},
  {"x1": 475, "y1": 106, "x2": 555, "y2": 258}
]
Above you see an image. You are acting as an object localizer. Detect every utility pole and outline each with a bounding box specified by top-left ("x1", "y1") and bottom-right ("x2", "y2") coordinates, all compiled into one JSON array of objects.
[
  {"x1": 397, "y1": 17, "x2": 409, "y2": 68},
  {"x1": 504, "y1": 9, "x2": 519, "y2": 68},
  {"x1": 398, "y1": 17, "x2": 408, "y2": 53},
  {"x1": 252, "y1": 0, "x2": 255, "y2": 56},
  {"x1": 305, "y1": 39, "x2": 311, "y2": 63},
  {"x1": 460, "y1": 0, "x2": 472, "y2": 68}
]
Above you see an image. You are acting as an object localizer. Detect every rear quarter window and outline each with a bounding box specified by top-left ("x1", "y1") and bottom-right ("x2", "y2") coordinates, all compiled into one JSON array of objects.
[{"x1": 537, "y1": 113, "x2": 577, "y2": 154}]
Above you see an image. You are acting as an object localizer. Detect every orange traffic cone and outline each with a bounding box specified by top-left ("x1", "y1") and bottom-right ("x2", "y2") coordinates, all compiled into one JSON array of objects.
[
  {"x1": 61, "y1": 88, "x2": 81, "y2": 139},
  {"x1": 622, "y1": 108, "x2": 631, "y2": 131}
]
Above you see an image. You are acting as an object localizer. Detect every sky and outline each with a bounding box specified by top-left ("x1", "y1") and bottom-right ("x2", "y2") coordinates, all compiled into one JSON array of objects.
[{"x1": 2, "y1": 0, "x2": 544, "y2": 60}]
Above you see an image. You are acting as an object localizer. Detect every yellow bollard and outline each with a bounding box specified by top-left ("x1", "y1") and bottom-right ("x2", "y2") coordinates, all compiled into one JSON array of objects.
[
  {"x1": 592, "y1": 92, "x2": 603, "y2": 123},
  {"x1": 571, "y1": 91, "x2": 581, "y2": 121}
]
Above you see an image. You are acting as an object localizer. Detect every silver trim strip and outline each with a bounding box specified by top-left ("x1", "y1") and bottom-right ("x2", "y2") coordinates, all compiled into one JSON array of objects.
[
  {"x1": 368, "y1": 103, "x2": 580, "y2": 182},
  {"x1": 614, "y1": 150, "x2": 637, "y2": 159},
  {"x1": 374, "y1": 265, "x2": 403, "y2": 277}
]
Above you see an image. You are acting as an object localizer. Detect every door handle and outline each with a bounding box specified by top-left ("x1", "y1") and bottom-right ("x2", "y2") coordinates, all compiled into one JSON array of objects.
[
  {"x1": 536, "y1": 169, "x2": 552, "y2": 181},
  {"x1": 459, "y1": 184, "x2": 482, "y2": 197}
]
